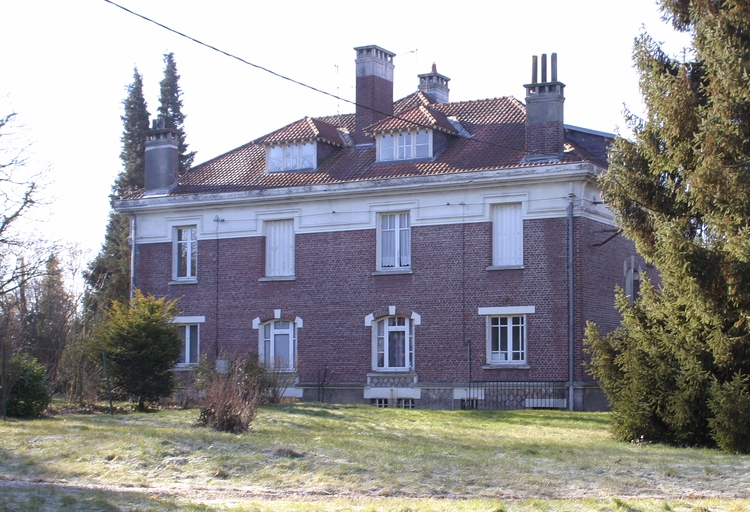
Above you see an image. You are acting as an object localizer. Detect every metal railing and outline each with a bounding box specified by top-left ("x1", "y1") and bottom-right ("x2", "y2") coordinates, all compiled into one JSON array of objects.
[{"x1": 460, "y1": 381, "x2": 568, "y2": 410}]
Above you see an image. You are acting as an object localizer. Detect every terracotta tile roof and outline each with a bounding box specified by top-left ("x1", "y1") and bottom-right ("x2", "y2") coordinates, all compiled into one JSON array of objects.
[
  {"x1": 255, "y1": 116, "x2": 349, "y2": 147},
  {"x1": 365, "y1": 104, "x2": 458, "y2": 135},
  {"x1": 124, "y1": 93, "x2": 606, "y2": 199}
]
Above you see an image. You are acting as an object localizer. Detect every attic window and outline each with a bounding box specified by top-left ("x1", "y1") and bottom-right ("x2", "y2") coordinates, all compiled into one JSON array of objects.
[
  {"x1": 378, "y1": 131, "x2": 431, "y2": 162},
  {"x1": 267, "y1": 142, "x2": 316, "y2": 172}
]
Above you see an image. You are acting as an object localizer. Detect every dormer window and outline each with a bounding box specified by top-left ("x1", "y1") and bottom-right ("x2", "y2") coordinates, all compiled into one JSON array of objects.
[
  {"x1": 268, "y1": 142, "x2": 316, "y2": 172},
  {"x1": 378, "y1": 131, "x2": 431, "y2": 162}
]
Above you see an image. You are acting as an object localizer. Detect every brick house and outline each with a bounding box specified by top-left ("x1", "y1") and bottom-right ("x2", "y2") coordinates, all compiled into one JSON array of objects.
[{"x1": 115, "y1": 45, "x2": 641, "y2": 411}]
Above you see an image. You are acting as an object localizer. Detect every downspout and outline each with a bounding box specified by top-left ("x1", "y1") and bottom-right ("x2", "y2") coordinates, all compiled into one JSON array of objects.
[
  {"x1": 568, "y1": 190, "x2": 575, "y2": 411},
  {"x1": 130, "y1": 215, "x2": 137, "y2": 300}
]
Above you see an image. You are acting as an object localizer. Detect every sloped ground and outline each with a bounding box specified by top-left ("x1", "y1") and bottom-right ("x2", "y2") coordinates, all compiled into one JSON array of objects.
[{"x1": 1, "y1": 403, "x2": 749, "y2": 511}]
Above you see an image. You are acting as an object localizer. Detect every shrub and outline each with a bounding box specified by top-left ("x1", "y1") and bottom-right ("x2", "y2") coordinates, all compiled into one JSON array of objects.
[
  {"x1": 195, "y1": 354, "x2": 262, "y2": 433},
  {"x1": 2, "y1": 353, "x2": 51, "y2": 417},
  {"x1": 92, "y1": 290, "x2": 182, "y2": 411},
  {"x1": 59, "y1": 336, "x2": 102, "y2": 405}
]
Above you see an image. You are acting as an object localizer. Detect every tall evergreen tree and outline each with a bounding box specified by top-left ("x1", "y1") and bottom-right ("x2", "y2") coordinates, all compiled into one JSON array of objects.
[
  {"x1": 586, "y1": 0, "x2": 750, "y2": 452},
  {"x1": 85, "y1": 69, "x2": 149, "y2": 312},
  {"x1": 158, "y1": 52, "x2": 195, "y2": 173},
  {"x1": 23, "y1": 253, "x2": 75, "y2": 387}
]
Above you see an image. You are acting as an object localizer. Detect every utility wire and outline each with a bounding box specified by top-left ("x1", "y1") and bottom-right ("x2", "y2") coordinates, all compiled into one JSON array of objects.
[{"x1": 103, "y1": 0, "x2": 535, "y2": 154}]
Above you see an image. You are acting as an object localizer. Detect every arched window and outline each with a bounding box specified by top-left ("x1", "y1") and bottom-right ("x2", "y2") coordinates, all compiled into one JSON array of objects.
[
  {"x1": 258, "y1": 319, "x2": 297, "y2": 370},
  {"x1": 373, "y1": 316, "x2": 414, "y2": 371}
]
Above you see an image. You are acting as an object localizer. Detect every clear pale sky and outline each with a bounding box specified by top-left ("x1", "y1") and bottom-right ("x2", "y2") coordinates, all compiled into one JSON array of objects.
[{"x1": 0, "y1": 0, "x2": 691, "y2": 265}]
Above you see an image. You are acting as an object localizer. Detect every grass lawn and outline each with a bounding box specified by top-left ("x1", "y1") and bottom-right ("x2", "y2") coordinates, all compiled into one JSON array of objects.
[{"x1": 1, "y1": 402, "x2": 749, "y2": 511}]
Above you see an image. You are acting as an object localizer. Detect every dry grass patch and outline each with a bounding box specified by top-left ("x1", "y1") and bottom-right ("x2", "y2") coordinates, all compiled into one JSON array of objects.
[{"x1": 1, "y1": 402, "x2": 749, "y2": 510}]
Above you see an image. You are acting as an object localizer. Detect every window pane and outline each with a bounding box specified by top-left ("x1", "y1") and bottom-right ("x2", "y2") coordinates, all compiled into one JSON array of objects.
[
  {"x1": 300, "y1": 142, "x2": 315, "y2": 169},
  {"x1": 189, "y1": 229, "x2": 197, "y2": 277},
  {"x1": 381, "y1": 215, "x2": 396, "y2": 267},
  {"x1": 269, "y1": 146, "x2": 283, "y2": 171},
  {"x1": 177, "y1": 325, "x2": 186, "y2": 364},
  {"x1": 389, "y1": 330, "x2": 406, "y2": 368},
  {"x1": 189, "y1": 325, "x2": 198, "y2": 364},
  {"x1": 397, "y1": 133, "x2": 412, "y2": 160},
  {"x1": 177, "y1": 243, "x2": 188, "y2": 277},
  {"x1": 284, "y1": 145, "x2": 297, "y2": 169},
  {"x1": 274, "y1": 333, "x2": 290, "y2": 368},
  {"x1": 415, "y1": 131, "x2": 430, "y2": 158},
  {"x1": 399, "y1": 214, "x2": 410, "y2": 267},
  {"x1": 380, "y1": 134, "x2": 394, "y2": 161}
]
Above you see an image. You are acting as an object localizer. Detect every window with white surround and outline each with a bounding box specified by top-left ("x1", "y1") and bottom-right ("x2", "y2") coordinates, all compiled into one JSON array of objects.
[
  {"x1": 378, "y1": 213, "x2": 411, "y2": 270},
  {"x1": 172, "y1": 316, "x2": 205, "y2": 367},
  {"x1": 265, "y1": 219, "x2": 295, "y2": 278},
  {"x1": 174, "y1": 226, "x2": 197, "y2": 280},
  {"x1": 177, "y1": 324, "x2": 199, "y2": 365},
  {"x1": 260, "y1": 320, "x2": 296, "y2": 370},
  {"x1": 373, "y1": 316, "x2": 414, "y2": 371},
  {"x1": 489, "y1": 316, "x2": 525, "y2": 363},
  {"x1": 492, "y1": 203, "x2": 523, "y2": 268},
  {"x1": 479, "y1": 306, "x2": 535, "y2": 366},
  {"x1": 267, "y1": 142, "x2": 316, "y2": 172},
  {"x1": 378, "y1": 131, "x2": 431, "y2": 162}
]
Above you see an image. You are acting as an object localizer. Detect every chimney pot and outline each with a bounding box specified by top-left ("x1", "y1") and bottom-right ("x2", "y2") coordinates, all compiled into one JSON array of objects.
[{"x1": 524, "y1": 53, "x2": 565, "y2": 161}]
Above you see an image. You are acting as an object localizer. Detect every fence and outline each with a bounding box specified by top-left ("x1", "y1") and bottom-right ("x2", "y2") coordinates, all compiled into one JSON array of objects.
[{"x1": 460, "y1": 381, "x2": 568, "y2": 410}]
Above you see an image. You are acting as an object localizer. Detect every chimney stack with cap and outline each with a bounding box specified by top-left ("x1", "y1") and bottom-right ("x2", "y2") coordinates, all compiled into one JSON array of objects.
[
  {"x1": 354, "y1": 45, "x2": 395, "y2": 145},
  {"x1": 418, "y1": 63, "x2": 450, "y2": 104},
  {"x1": 144, "y1": 116, "x2": 180, "y2": 196},
  {"x1": 524, "y1": 53, "x2": 565, "y2": 161}
]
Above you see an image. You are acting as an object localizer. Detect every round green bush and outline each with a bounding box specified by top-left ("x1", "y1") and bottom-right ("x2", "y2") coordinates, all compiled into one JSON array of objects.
[{"x1": 3, "y1": 354, "x2": 51, "y2": 417}]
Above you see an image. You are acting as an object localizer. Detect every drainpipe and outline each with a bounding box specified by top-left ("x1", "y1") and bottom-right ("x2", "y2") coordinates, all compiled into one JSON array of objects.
[
  {"x1": 568, "y1": 190, "x2": 575, "y2": 411},
  {"x1": 130, "y1": 215, "x2": 137, "y2": 300}
]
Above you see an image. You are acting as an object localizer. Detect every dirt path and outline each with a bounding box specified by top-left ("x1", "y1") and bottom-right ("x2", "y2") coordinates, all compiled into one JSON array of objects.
[{"x1": 0, "y1": 476, "x2": 743, "y2": 503}]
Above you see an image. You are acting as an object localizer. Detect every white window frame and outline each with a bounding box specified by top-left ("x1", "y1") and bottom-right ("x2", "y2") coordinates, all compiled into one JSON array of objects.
[
  {"x1": 479, "y1": 306, "x2": 534, "y2": 366},
  {"x1": 172, "y1": 316, "x2": 205, "y2": 367},
  {"x1": 491, "y1": 203, "x2": 523, "y2": 268},
  {"x1": 371, "y1": 316, "x2": 414, "y2": 371},
  {"x1": 267, "y1": 142, "x2": 316, "y2": 172},
  {"x1": 173, "y1": 226, "x2": 197, "y2": 281},
  {"x1": 377, "y1": 130, "x2": 432, "y2": 162},
  {"x1": 253, "y1": 314, "x2": 303, "y2": 371},
  {"x1": 377, "y1": 212, "x2": 411, "y2": 271},
  {"x1": 264, "y1": 219, "x2": 295, "y2": 278}
]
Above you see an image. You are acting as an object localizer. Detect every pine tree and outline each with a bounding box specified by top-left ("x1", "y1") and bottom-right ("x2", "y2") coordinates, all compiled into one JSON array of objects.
[
  {"x1": 85, "y1": 69, "x2": 149, "y2": 312},
  {"x1": 158, "y1": 52, "x2": 195, "y2": 174},
  {"x1": 586, "y1": 0, "x2": 750, "y2": 452}
]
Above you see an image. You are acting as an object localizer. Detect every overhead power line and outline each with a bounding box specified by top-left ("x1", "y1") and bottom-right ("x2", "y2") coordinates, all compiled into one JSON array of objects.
[{"x1": 103, "y1": 0, "x2": 528, "y2": 153}]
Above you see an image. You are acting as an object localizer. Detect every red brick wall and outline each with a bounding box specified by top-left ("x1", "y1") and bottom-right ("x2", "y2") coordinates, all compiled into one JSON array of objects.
[{"x1": 134, "y1": 216, "x2": 635, "y2": 388}]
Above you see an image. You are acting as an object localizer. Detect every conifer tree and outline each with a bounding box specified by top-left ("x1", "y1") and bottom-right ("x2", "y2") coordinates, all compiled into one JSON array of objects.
[
  {"x1": 93, "y1": 290, "x2": 182, "y2": 411},
  {"x1": 586, "y1": 0, "x2": 750, "y2": 452},
  {"x1": 158, "y1": 52, "x2": 194, "y2": 173},
  {"x1": 85, "y1": 69, "x2": 149, "y2": 312}
]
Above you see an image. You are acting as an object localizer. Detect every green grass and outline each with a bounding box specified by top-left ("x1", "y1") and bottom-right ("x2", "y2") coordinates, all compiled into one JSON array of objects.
[{"x1": 1, "y1": 402, "x2": 749, "y2": 511}]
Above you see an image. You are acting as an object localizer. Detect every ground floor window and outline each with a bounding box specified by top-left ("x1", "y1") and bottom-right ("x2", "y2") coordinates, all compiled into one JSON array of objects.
[
  {"x1": 489, "y1": 316, "x2": 526, "y2": 363},
  {"x1": 374, "y1": 316, "x2": 414, "y2": 370},
  {"x1": 177, "y1": 324, "x2": 199, "y2": 365},
  {"x1": 260, "y1": 320, "x2": 296, "y2": 370}
]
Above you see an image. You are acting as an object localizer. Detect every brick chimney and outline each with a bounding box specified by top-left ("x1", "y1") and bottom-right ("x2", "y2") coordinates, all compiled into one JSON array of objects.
[
  {"x1": 144, "y1": 116, "x2": 179, "y2": 196},
  {"x1": 354, "y1": 45, "x2": 395, "y2": 145},
  {"x1": 418, "y1": 63, "x2": 450, "y2": 104},
  {"x1": 524, "y1": 53, "x2": 565, "y2": 161}
]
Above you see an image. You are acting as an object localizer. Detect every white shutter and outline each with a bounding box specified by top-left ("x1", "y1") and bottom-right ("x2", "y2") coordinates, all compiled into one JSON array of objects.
[
  {"x1": 493, "y1": 204, "x2": 523, "y2": 267},
  {"x1": 266, "y1": 219, "x2": 295, "y2": 276}
]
